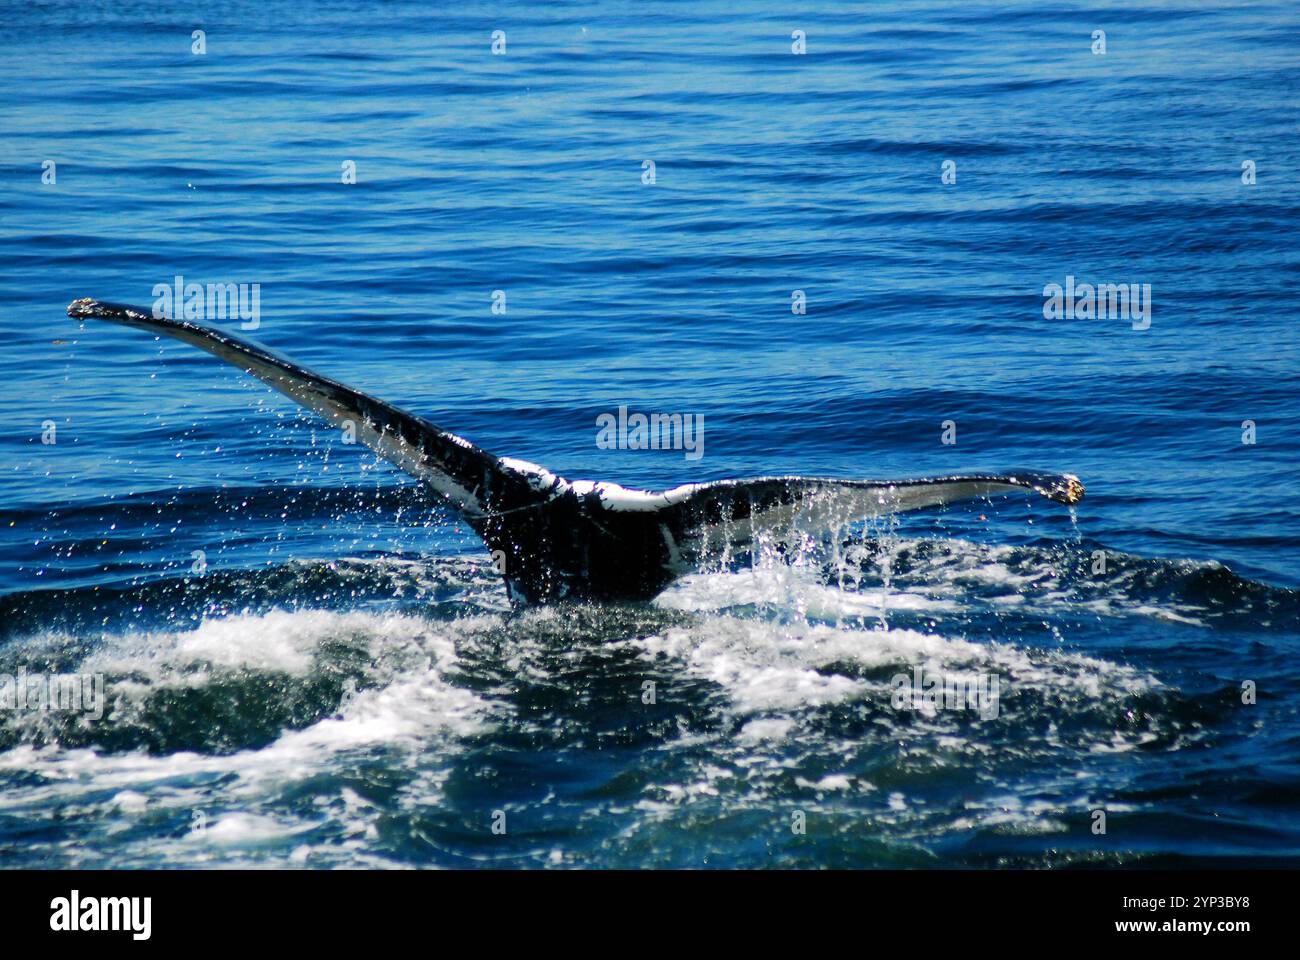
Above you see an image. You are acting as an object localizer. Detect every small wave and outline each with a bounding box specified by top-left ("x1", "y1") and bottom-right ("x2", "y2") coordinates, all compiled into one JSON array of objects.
[
  {"x1": 0, "y1": 607, "x2": 497, "y2": 867},
  {"x1": 822, "y1": 535, "x2": 1300, "y2": 631}
]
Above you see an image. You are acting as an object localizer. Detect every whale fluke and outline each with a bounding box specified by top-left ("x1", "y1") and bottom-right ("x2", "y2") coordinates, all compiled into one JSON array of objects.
[{"x1": 68, "y1": 298, "x2": 1084, "y2": 603}]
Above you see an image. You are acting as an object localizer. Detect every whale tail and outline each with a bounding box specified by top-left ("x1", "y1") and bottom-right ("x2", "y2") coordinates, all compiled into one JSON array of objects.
[{"x1": 67, "y1": 298, "x2": 1084, "y2": 603}]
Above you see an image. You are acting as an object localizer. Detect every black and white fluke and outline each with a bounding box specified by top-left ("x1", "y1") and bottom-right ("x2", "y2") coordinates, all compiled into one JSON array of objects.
[{"x1": 67, "y1": 298, "x2": 1085, "y2": 604}]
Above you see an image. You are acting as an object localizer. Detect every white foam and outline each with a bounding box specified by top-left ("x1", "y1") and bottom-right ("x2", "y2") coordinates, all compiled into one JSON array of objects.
[
  {"x1": 659, "y1": 567, "x2": 954, "y2": 619},
  {"x1": 190, "y1": 812, "x2": 310, "y2": 846},
  {"x1": 83, "y1": 609, "x2": 349, "y2": 677},
  {"x1": 639, "y1": 564, "x2": 1160, "y2": 724},
  {"x1": 0, "y1": 610, "x2": 500, "y2": 852},
  {"x1": 0, "y1": 534, "x2": 1194, "y2": 865}
]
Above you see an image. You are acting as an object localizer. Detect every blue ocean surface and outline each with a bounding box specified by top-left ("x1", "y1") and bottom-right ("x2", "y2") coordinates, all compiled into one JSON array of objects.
[{"x1": 1, "y1": 0, "x2": 1298, "y2": 867}]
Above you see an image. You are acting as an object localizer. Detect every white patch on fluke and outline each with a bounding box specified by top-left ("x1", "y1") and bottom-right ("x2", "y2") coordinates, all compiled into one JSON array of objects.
[{"x1": 499, "y1": 458, "x2": 703, "y2": 512}]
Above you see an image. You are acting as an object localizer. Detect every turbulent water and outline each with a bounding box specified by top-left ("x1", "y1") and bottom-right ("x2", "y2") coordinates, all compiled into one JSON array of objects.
[{"x1": 2, "y1": 1, "x2": 1299, "y2": 868}]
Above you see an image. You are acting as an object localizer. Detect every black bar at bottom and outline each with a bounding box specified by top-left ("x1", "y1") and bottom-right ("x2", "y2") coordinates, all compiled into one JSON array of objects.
[{"x1": 0, "y1": 868, "x2": 1287, "y2": 945}]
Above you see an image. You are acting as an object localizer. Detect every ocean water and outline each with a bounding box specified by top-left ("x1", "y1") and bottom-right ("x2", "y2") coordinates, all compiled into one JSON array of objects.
[{"x1": 1, "y1": 0, "x2": 1299, "y2": 868}]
